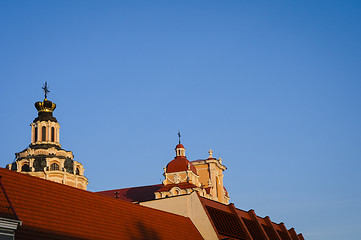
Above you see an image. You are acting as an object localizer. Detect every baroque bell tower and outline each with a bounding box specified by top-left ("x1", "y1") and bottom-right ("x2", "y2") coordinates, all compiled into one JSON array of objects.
[{"x1": 6, "y1": 83, "x2": 88, "y2": 190}]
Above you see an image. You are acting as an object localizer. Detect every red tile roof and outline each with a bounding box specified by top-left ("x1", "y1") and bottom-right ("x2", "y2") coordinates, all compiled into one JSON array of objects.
[
  {"x1": 0, "y1": 168, "x2": 204, "y2": 240},
  {"x1": 199, "y1": 197, "x2": 304, "y2": 240},
  {"x1": 156, "y1": 182, "x2": 199, "y2": 192},
  {"x1": 175, "y1": 143, "x2": 184, "y2": 149},
  {"x1": 166, "y1": 156, "x2": 197, "y2": 174},
  {"x1": 96, "y1": 184, "x2": 163, "y2": 202},
  {"x1": 0, "y1": 176, "x2": 18, "y2": 220},
  {"x1": 205, "y1": 205, "x2": 248, "y2": 239}
]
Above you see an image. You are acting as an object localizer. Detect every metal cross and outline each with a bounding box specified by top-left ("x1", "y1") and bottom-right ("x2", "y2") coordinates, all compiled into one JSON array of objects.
[
  {"x1": 114, "y1": 191, "x2": 119, "y2": 198},
  {"x1": 178, "y1": 131, "x2": 181, "y2": 144},
  {"x1": 42, "y1": 82, "x2": 50, "y2": 99}
]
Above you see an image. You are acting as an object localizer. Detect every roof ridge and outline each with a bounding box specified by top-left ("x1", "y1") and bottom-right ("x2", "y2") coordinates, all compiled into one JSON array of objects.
[{"x1": 96, "y1": 183, "x2": 163, "y2": 192}]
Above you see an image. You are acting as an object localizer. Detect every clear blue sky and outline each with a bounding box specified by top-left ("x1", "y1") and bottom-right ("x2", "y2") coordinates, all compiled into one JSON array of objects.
[{"x1": 1, "y1": 1, "x2": 361, "y2": 239}]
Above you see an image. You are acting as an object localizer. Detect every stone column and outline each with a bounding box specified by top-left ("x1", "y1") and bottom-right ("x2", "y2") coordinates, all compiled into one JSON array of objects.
[
  {"x1": 47, "y1": 122, "x2": 51, "y2": 141},
  {"x1": 56, "y1": 127, "x2": 60, "y2": 143},
  {"x1": 37, "y1": 124, "x2": 41, "y2": 143},
  {"x1": 31, "y1": 124, "x2": 35, "y2": 143},
  {"x1": 28, "y1": 158, "x2": 33, "y2": 172}
]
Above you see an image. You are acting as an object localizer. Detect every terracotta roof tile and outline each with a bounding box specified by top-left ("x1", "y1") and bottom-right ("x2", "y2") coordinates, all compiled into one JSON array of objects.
[
  {"x1": 242, "y1": 217, "x2": 267, "y2": 240},
  {"x1": 175, "y1": 144, "x2": 184, "y2": 149},
  {"x1": 0, "y1": 176, "x2": 18, "y2": 220},
  {"x1": 262, "y1": 224, "x2": 280, "y2": 240},
  {"x1": 156, "y1": 183, "x2": 198, "y2": 192},
  {"x1": 166, "y1": 156, "x2": 197, "y2": 174},
  {"x1": 199, "y1": 196, "x2": 303, "y2": 240},
  {"x1": 278, "y1": 229, "x2": 292, "y2": 240},
  {"x1": 96, "y1": 184, "x2": 162, "y2": 202},
  {"x1": 0, "y1": 168, "x2": 203, "y2": 240},
  {"x1": 205, "y1": 205, "x2": 247, "y2": 239}
]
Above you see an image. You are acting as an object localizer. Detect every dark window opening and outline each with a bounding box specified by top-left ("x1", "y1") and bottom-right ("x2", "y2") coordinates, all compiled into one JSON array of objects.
[
  {"x1": 50, "y1": 163, "x2": 59, "y2": 171},
  {"x1": 21, "y1": 164, "x2": 30, "y2": 172},
  {"x1": 76, "y1": 168, "x2": 80, "y2": 175},
  {"x1": 51, "y1": 127, "x2": 55, "y2": 142},
  {"x1": 11, "y1": 163, "x2": 17, "y2": 171},
  {"x1": 0, "y1": 233, "x2": 16, "y2": 240},
  {"x1": 34, "y1": 127, "x2": 38, "y2": 142},
  {"x1": 42, "y1": 126, "x2": 46, "y2": 141}
]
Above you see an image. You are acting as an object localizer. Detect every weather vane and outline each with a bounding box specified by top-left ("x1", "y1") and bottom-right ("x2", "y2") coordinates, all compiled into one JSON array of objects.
[
  {"x1": 178, "y1": 131, "x2": 181, "y2": 144},
  {"x1": 42, "y1": 82, "x2": 50, "y2": 99}
]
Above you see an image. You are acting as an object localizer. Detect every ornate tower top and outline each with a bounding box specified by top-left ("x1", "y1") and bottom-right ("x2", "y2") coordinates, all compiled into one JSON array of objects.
[
  {"x1": 208, "y1": 149, "x2": 213, "y2": 159},
  {"x1": 6, "y1": 83, "x2": 88, "y2": 190},
  {"x1": 175, "y1": 132, "x2": 185, "y2": 157},
  {"x1": 33, "y1": 82, "x2": 57, "y2": 123}
]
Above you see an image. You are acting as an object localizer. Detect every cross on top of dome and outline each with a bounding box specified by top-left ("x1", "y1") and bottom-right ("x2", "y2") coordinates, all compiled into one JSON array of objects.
[{"x1": 42, "y1": 82, "x2": 50, "y2": 100}]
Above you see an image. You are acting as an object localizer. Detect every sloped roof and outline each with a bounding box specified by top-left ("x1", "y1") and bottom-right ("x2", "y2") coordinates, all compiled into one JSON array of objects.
[
  {"x1": 175, "y1": 143, "x2": 184, "y2": 149},
  {"x1": 156, "y1": 182, "x2": 199, "y2": 192},
  {"x1": 96, "y1": 184, "x2": 163, "y2": 202},
  {"x1": 0, "y1": 168, "x2": 203, "y2": 240},
  {"x1": 0, "y1": 176, "x2": 18, "y2": 220},
  {"x1": 199, "y1": 197, "x2": 304, "y2": 240}
]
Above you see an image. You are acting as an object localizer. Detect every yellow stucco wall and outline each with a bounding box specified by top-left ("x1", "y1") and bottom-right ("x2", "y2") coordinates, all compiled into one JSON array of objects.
[{"x1": 141, "y1": 192, "x2": 219, "y2": 240}]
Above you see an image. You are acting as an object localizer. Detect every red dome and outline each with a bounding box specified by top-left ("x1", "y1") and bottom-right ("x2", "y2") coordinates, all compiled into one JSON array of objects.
[
  {"x1": 175, "y1": 143, "x2": 185, "y2": 149},
  {"x1": 166, "y1": 157, "x2": 197, "y2": 174}
]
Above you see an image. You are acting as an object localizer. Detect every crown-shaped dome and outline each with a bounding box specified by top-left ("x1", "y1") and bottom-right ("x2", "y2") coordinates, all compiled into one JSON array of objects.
[
  {"x1": 35, "y1": 99, "x2": 56, "y2": 113},
  {"x1": 33, "y1": 99, "x2": 58, "y2": 123}
]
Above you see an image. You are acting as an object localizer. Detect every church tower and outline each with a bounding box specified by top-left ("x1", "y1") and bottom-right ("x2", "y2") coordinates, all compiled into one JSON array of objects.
[
  {"x1": 191, "y1": 150, "x2": 229, "y2": 204},
  {"x1": 155, "y1": 133, "x2": 229, "y2": 204},
  {"x1": 6, "y1": 83, "x2": 88, "y2": 190}
]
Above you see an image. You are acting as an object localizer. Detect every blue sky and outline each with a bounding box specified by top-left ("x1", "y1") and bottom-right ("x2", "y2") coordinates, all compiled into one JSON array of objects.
[{"x1": 1, "y1": 1, "x2": 361, "y2": 239}]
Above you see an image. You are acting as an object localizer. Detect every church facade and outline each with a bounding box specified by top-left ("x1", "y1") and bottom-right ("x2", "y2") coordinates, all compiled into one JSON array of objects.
[{"x1": 1, "y1": 84, "x2": 305, "y2": 240}]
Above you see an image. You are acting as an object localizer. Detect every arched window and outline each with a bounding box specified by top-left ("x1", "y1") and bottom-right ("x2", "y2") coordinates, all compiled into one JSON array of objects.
[
  {"x1": 173, "y1": 189, "x2": 180, "y2": 196},
  {"x1": 51, "y1": 127, "x2": 55, "y2": 142},
  {"x1": 76, "y1": 167, "x2": 80, "y2": 175},
  {"x1": 34, "y1": 127, "x2": 38, "y2": 142},
  {"x1": 50, "y1": 163, "x2": 59, "y2": 171},
  {"x1": 42, "y1": 126, "x2": 46, "y2": 141},
  {"x1": 21, "y1": 163, "x2": 30, "y2": 172}
]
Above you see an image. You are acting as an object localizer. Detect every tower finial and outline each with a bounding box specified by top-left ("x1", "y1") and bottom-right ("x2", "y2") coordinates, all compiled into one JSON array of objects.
[
  {"x1": 208, "y1": 149, "x2": 213, "y2": 158},
  {"x1": 178, "y1": 131, "x2": 181, "y2": 144},
  {"x1": 42, "y1": 82, "x2": 50, "y2": 100}
]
